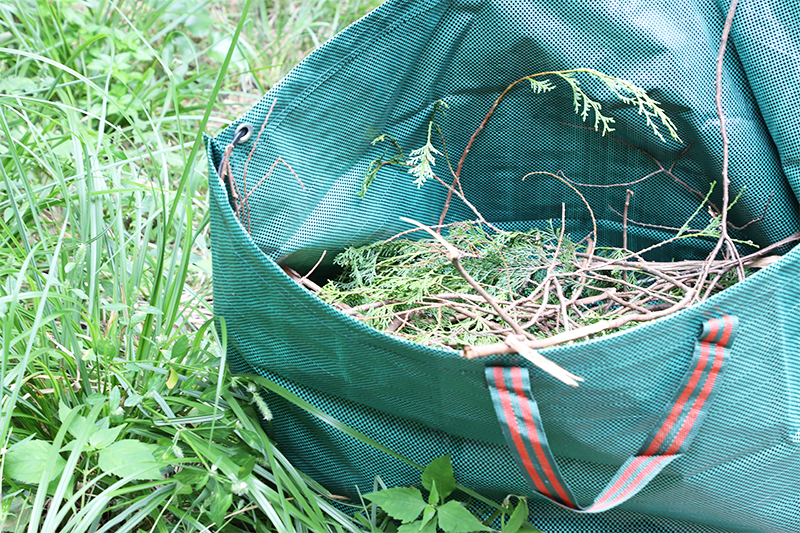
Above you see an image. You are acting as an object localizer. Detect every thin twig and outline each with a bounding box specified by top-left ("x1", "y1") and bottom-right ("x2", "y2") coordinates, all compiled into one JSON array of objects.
[
  {"x1": 553, "y1": 278, "x2": 570, "y2": 332},
  {"x1": 729, "y1": 191, "x2": 773, "y2": 231},
  {"x1": 241, "y1": 98, "x2": 277, "y2": 226},
  {"x1": 696, "y1": 0, "x2": 743, "y2": 299},
  {"x1": 430, "y1": 172, "x2": 503, "y2": 233},
  {"x1": 608, "y1": 206, "x2": 688, "y2": 233},
  {"x1": 435, "y1": 125, "x2": 464, "y2": 200},
  {"x1": 243, "y1": 157, "x2": 305, "y2": 206},
  {"x1": 298, "y1": 250, "x2": 327, "y2": 286},
  {"x1": 623, "y1": 189, "x2": 633, "y2": 250},
  {"x1": 383, "y1": 220, "x2": 483, "y2": 243},
  {"x1": 522, "y1": 172, "x2": 598, "y2": 242}
]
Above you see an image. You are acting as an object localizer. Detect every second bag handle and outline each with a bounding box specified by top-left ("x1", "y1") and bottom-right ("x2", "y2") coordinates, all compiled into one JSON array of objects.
[{"x1": 486, "y1": 315, "x2": 737, "y2": 513}]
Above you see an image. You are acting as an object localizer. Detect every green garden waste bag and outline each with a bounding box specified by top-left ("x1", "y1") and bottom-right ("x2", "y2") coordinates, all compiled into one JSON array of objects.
[{"x1": 205, "y1": 0, "x2": 800, "y2": 531}]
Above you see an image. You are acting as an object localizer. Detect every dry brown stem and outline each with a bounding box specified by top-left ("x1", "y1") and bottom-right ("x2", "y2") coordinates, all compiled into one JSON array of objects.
[
  {"x1": 241, "y1": 99, "x2": 277, "y2": 227},
  {"x1": 430, "y1": 172, "x2": 502, "y2": 233},
  {"x1": 623, "y1": 189, "x2": 633, "y2": 250},
  {"x1": 698, "y1": 0, "x2": 744, "y2": 295},
  {"x1": 504, "y1": 335, "x2": 584, "y2": 387}
]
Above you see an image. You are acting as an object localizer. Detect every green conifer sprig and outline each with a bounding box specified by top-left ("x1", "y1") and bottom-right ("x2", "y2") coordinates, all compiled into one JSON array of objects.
[
  {"x1": 546, "y1": 68, "x2": 681, "y2": 143},
  {"x1": 361, "y1": 69, "x2": 680, "y2": 197}
]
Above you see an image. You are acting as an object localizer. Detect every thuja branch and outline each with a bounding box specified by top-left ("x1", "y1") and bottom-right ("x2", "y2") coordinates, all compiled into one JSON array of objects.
[
  {"x1": 361, "y1": 68, "x2": 681, "y2": 222},
  {"x1": 437, "y1": 68, "x2": 681, "y2": 226},
  {"x1": 398, "y1": 217, "x2": 531, "y2": 340}
]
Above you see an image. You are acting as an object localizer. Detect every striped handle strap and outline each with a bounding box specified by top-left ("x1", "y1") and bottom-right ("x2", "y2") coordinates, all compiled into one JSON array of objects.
[{"x1": 486, "y1": 316, "x2": 737, "y2": 513}]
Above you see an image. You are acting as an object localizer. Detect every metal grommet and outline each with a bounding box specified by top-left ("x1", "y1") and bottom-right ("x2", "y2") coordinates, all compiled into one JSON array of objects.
[{"x1": 234, "y1": 122, "x2": 254, "y2": 144}]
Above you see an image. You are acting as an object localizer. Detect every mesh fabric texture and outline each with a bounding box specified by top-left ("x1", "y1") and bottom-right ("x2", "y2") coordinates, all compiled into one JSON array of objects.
[{"x1": 207, "y1": 0, "x2": 800, "y2": 531}]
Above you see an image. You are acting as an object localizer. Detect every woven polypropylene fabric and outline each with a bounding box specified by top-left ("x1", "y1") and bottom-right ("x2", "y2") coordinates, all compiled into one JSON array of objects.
[{"x1": 207, "y1": 0, "x2": 800, "y2": 531}]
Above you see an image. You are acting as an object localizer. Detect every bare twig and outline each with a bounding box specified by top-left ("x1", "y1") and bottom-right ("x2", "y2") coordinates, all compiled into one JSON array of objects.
[
  {"x1": 696, "y1": 0, "x2": 743, "y2": 298},
  {"x1": 243, "y1": 157, "x2": 305, "y2": 206},
  {"x1": 522, "y1": 171, "x2": 598, "y2": 242},
  {"x1": 298, "y1": 250, "x2": 327, "y2": 286},
  {"x1": 430, "y1": 172, "x2": 502, "y2": 233},
  {"x1": 553, "y1": 278, "x2": 570, "y2": 331},
  {"x1": 608, "y1": 206, "x2": 688, "y2": 233},
  {"x1": 722, "y1": 231, "x2": 799, "y2": 267},
  {"x1": 623, "y1": 189, "x2": 633, "y2": 250},
  {"x1": 383, "y1": 220, "x2": 484, "y2": 243},
  {"x1": 504, "y1": 335, "x2": 584, "y2": 387},
  {"x1": 729, "y1": 191, "x2": 773, "y2": 231},
  {"x1": 241, "y1": 99, "x2": 277, "y2": 226},
  {"x1": 435, "y1": 125, "x2": 465, "y2": 203}
]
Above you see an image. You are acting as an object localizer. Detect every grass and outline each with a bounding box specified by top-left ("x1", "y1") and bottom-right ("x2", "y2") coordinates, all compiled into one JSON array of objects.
[{"x1": 0, "y1": 0, "x2": 387, "y2": 530}]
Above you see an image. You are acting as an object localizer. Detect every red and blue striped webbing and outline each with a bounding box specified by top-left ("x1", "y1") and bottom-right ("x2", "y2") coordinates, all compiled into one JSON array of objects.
[{"x1": 486, "y1": 315, "x2": 737, "y2": 513}]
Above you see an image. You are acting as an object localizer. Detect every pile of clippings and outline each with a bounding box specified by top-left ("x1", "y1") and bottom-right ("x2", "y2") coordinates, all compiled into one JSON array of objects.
[
  {"x1": 318, "y1": 222, "x2": 738, "y2": 349},
  {"x1": 281, "y1": 217, "x2": 794, "y2": 386}
]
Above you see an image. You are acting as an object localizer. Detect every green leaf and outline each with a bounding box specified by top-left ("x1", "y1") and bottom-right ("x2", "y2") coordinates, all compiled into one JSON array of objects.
[
  {"x1": 1, "y1": 493, "x2": 32, "y2": 530},
  {"x1": 419, "y1": 505, "x2": 437, "y2": 533},
  {"x1": 95, "y1": 338, "x2": 117, "y2": 359},
  {"x1": 171, "y1": 335, "x2": 189, "y2": 361},
  {"x1": 364, "y1": 487, "x2": 427, "y2": 523},
  {"x1": 109, "y1": 385, "x2": 121, "y2": 410},
  {"x1": 428, "y1": 479, "x2": 440, "y2": 505},
  {"x1": 166, "y1": 367, "x2": 179, "y2": 390},
  {"x1": 4, "y1": 439, "x2": 66, "y2": 484},
  {"x1": 175, "y1": 480, "x2": 194, "y2": 495},
  {"x1": 58, "y1": 402, "x2": 96, "y2": 439},
  {"x1": 89, "y1": 425, "x2": 124, "y2": 449},
  {"x1": 397, "y1": 520, "x2": 423, "y2": 533},
  {"x1": 421, "y1": 455, "x2": 456, "y2": 500},
  {"x1": 97, "y1": 440, "x2": 162, "y2": 480},
  {"x1": 84, "y1": 393, "x2": 106, "y2": 406},
  {"x1": 209, "y1": 490, "x2": 233, "y2": 526},
  {"x1": 124, "y1": 393, "x2": 144, "y2": 407},
  {"x1": 501, "y1": 498, "x2": 528, "y2": 533},
  {"x1": 238, "y1": 456, "x2": 257, "y2": 479},
  {"x1": 436, "y1": 501, "x2": 490, "y2": 533}
]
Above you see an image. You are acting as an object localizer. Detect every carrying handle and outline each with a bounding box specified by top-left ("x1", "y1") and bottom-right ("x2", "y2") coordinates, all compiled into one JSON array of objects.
[{"x1": 486, "y1": 316, "x2": 737, "y2": 513}]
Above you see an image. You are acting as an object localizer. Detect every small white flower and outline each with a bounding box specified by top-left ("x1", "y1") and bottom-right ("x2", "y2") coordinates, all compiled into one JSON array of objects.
[{"x1": 231, "y1": 481, "x2": 248, "y2": 496}]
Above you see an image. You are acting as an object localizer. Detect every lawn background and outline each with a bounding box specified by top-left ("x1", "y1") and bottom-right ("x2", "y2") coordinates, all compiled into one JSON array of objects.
[{"x1": 0, "y1": 0, "x2": 391, "y2": 530}]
